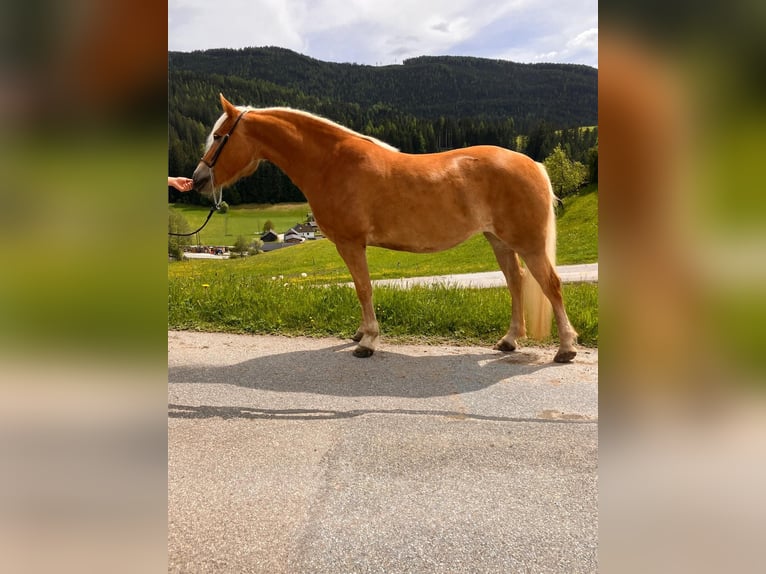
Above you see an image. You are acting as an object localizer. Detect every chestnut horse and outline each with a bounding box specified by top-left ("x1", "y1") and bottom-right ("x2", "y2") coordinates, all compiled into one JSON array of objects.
[{"x1": 193, "y1": 95, "x2": 578, "y2": 362}]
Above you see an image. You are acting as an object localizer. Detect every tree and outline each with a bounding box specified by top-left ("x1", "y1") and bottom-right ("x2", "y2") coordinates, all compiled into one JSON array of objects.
[
  {"x1": 230, "y1": 235, "x2": 263, "y2": 258},
  {"x1": 543, "y1": 144, "x2": 588, "y2": 197},
  {"x1": 248, "y1": 238, "x2": 264, "y2": 255},
  {"x1": 168, "y1": 208, "x2": 191, "y2": 260},
  {"x1": 263, "y1": 220, "x2": 275, "y2": 233},
  {"x1": 231, "y1": 235, "x2": 250, "y2": 257},
  {"x1": 525, "y1": 121, "x2": 555, "y2": 161},
  {"x1": 587, "y1": 144, "x2": 598, "y2": 184}
]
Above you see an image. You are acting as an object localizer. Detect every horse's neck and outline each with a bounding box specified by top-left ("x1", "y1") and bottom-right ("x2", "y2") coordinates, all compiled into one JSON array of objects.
[{"x1": 245, "y1": 112, "x2": 332, "y2": 193}]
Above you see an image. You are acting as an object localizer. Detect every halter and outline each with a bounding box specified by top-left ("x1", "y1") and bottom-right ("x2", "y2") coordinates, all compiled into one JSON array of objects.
[
  {"x1": 201, "y1": 110, "x2": 247, "y2": 170},
  {"x1": 168, "y1": 110, "x2": 246, "y2": 238}
]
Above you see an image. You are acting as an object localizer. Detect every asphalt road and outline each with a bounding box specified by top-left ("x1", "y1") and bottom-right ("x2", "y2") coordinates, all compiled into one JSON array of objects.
[{"x1": 168, "y1": 331, "x2": 598, "y2": 573}]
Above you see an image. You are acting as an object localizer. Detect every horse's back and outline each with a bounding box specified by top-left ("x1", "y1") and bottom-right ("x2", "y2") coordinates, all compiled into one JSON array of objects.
[{"x1": 320, "y1": 144, "x2": 551, "y2": 253}]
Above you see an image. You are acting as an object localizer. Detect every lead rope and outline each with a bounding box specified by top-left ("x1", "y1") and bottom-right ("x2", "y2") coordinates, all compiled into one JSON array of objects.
[
  {"x1": 168, "y1": 181, "x2": 224, "y2": 237},
  {"x1": 169, "y1": 114, "x2": 237, "y2": 238}
]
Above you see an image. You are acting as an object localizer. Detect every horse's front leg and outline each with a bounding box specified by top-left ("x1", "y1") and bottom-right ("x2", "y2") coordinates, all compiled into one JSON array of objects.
[{"x1": 335, "y1": 242, "x2": 380, "y2": 357}]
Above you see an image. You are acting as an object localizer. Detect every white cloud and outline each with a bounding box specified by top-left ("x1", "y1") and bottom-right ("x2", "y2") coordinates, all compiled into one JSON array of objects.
[
  {"x1": 565, "y1": 27, "x2": 599, "y2": 66},
  {"x1": 569, "y1": 27, "x2": 598, "y2": 49},
  {"x1": 168, "y1": 0, "x2": 307, "y2": 53},
  {"x1": 168, "y1": 0, "x2": 597, "y2": 68}
]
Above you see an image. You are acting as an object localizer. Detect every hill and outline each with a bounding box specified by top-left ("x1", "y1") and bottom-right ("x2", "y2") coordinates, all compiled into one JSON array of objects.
[
  {"x1": 168, "y1": 184, "x2": 597, "y2": 268},
  {"x1": 168, "y1": 47, "x2": 597, "y2": 206},
  {"x1": 169, "y1": 47, "x2": 596, "y2": 126}
]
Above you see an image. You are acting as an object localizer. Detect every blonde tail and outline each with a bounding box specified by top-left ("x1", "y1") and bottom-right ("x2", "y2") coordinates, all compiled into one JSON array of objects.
[{"x1": 523, "y1": 163, "x2": 556, "y2": 340}]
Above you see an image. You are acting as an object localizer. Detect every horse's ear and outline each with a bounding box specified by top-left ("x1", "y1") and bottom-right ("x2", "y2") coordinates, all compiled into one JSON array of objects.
[{"x1": 219, "y1": 93, "x2": 237, "y2": 117}]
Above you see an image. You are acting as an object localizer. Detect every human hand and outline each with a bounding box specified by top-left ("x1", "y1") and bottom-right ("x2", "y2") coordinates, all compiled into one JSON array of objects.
[{"x1": 168, "y1": 176, "x2": 194, "y2": 192}]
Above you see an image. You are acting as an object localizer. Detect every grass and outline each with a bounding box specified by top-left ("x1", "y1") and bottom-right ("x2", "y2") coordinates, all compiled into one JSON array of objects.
[
  {"x1": 168, "y1": 233, "x2": 501, "y2": 284},
  {"x1": 168, "y1": 186, "x2": 598, "y2": 347},
  {"x1": 556, "y1": 184, "x2": 598, "y2": 264},
  {"x1": 168, "y1": 186, "x2": 597, "y2": 281},
  {"x1": 168, "y1": 277, "x2": 598, "y2": 347}
]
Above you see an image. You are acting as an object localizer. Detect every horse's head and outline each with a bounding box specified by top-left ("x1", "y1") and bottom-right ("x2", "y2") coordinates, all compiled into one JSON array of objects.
[{"x1": 193, "y1": 94, "x2": 261, "y2": 198}]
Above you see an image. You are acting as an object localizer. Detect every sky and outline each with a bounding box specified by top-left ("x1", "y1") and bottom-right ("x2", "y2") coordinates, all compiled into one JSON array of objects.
[{"x1": 168, "y1": 0, "x2": 597, "y2": 68}]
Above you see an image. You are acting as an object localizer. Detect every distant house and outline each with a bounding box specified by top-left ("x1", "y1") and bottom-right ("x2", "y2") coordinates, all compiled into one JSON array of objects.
[
  {"x1": 292, "y1": 222, "x2": 322, "y2": 240},
  {"x1": 283, "y1": 228, "x2": 306, "y2": 244},
  {"x1": 261, "y1": 229, "x2": 279, "y2": 242}
]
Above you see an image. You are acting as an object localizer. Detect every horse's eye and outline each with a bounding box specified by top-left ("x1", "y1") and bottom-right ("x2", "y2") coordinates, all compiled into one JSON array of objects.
[{"x1": 213, "y1": 134, "x2": 222, "y2": 141}]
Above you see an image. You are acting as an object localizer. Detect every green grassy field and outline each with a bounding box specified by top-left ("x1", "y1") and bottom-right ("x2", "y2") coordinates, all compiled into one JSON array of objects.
[
  {"x1": 169, "y1": 202, "x2": 313, "y2": 245},
  {"x1": 169, "y1": 186, "x2": 598, "y2": 347},
  {"x1": 556, "y1": 184, "x2": 598, "y2": 264},
  {"x1": 168, "y1": 278, "x2": 598, "y2": 347},
  {"x1": 169, "y1": 185, "x2": 597, "y2": 281}
]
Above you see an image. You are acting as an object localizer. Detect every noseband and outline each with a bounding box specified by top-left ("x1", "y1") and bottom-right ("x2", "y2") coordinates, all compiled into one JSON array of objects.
[{"x1": 201, "y1": 110, "x2": 247, "y2": 169}]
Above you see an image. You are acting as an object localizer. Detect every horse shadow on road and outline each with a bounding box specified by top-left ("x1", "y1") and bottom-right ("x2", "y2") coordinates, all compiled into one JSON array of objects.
[{"x1": 168, "y1": 341, "x2": 566, "y2": 401}]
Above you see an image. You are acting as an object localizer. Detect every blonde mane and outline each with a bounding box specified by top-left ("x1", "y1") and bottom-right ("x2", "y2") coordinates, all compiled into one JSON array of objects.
[{"x1": 236, "y1": 105, "x2": 399, "y2": 152}]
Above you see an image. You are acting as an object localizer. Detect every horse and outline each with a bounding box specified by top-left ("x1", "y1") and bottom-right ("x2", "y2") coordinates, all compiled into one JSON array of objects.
[{"x1": 193, "y1": 94, "x2": 578, "y2": 363}]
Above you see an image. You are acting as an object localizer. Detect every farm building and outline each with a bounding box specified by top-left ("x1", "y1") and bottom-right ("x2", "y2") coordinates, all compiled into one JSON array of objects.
[
  {"x1": 283, "y1": 228, "x2": 306, "y2": 244},
  {"x1": 261, "y1": 229, "x2": 279, "y2": 242}
]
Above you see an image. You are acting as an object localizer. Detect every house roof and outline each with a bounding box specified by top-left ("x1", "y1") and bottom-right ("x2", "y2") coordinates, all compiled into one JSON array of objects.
[
  {"x1": 284, "y1": 228, "x2": 305, "y2": 242},
  {"x1": 261, "y1": 230, "x2": 279, "y2": 241}
]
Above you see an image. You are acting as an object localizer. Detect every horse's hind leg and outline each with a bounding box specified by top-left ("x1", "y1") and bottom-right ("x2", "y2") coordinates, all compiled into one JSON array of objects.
[
  {"x1": 335, "y1": 242, "x2": 380, "y2": 357},
  {"x1": 485, "y1": 233, "x2": 526, "y2": 352},
  {"x1": 521, "y1": 251, "x2": 578, "y2": 363}
]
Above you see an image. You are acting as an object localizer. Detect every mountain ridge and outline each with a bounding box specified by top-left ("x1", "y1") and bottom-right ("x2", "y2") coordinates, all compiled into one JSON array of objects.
[
  {"x1": 168, "y1": 46, "x2": 598, "y2": 205},
  {"x1": 169, "y1": 46, "x2": 597, "y2": 127}
]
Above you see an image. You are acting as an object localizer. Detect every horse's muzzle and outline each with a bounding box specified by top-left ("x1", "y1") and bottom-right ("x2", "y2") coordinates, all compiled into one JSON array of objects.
[{"x1": 192, "y1": 163, "x2": 213, "y2": 195}]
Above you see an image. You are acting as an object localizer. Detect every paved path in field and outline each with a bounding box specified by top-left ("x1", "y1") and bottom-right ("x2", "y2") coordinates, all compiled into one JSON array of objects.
[
  {"x1": 168, "y1": 331, "x2": 598, "y2": 573},
  {"x1": 367, "y1": 263, "x2": 598, "y2": 289},
  {"x1": 182, "y1": 256, "x2": 599, "y2": 284}
]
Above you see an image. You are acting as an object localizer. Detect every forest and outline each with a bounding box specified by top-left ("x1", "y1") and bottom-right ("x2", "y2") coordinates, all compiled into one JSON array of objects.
[{"x1": 168, "y1": 47, "x2": 598, "y2": 205}]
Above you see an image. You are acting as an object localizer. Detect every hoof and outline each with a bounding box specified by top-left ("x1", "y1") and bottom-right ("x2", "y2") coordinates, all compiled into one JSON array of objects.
[
  {"x1": 553, "y1": 349, "x2": 577, "y2": 363},
  {"x1": 493, "y1": 340, "x2": 517, "y2": 352},
  {"x1": 353, "y1": 346, "x2": 374, "y2": 358}
]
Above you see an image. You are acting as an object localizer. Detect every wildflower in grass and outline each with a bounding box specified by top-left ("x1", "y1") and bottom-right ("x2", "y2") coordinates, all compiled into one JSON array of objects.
[
  {"x1": 301, "y1": 272, "x2": 308, "y2": 278},
  {"x1": 202, "y1": 284, "x2": 210, "y2": 288}
]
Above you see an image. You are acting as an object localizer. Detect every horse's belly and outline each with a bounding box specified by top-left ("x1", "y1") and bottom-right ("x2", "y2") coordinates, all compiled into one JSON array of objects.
[
  {"x1": 368, "y1": 228, "x2": 475, "y2": 253},
  {"x1": 370, "y1": 242, "x2": 460, "y2": 253}
]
